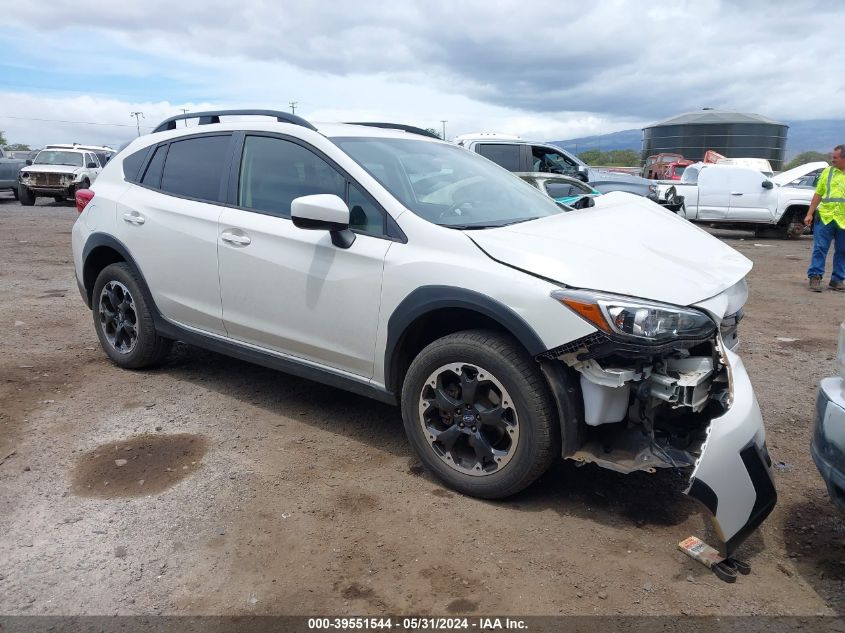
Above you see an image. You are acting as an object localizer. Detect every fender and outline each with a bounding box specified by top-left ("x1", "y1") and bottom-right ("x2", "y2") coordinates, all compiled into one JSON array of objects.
[
  {"x1": 384, "y1": 285, "x2": 547, "y2": 391},
  {"x1": 81, "y1": 233, "x2": 164, "y2": 332}
]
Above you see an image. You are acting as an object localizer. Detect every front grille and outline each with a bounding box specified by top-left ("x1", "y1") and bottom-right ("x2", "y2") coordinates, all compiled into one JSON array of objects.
[{"x1": 32, "y1": 173, "x2": 64, "y2": 186}]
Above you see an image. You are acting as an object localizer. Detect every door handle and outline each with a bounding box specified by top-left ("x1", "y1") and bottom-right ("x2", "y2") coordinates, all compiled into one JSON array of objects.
[
  {"x1": 221, "y1": 232, "x2": 251, "y2": 246},
  {"x1": 122, "y1": 212, "x2": 145, "y2": 225},
  {"x1": 730, "y1": 192, "x2": 744, "y2": 196}
]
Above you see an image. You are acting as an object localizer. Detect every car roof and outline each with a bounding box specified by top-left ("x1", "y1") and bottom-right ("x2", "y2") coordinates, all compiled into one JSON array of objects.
[
  {"x1": 44, "y1": 144, "x2": 114, "y2": 152},
  {"x1": 139, "y1": 120, "x2": 444, "y2": 144}
]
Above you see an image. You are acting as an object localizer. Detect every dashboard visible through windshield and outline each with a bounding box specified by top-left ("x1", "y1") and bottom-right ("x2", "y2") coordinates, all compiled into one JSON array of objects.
[{"x1": 333, "y1": 137, "x2": 565, "y2": 228}]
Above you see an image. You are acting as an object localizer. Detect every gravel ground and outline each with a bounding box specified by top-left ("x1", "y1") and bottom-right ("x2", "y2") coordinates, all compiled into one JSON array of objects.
[{"x1": 0, "y1": 193, "x2": 843, "y2": 616}]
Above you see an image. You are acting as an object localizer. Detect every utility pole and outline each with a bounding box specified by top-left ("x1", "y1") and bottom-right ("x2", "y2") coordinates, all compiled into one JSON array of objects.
[
  {"x1": 130, "y1": 111, "x2": 145, "y2": 137},
  {"x1": 180, "y1": 108, "x2": 189, "y2": 127},
  {"x1": 440, "y1": 120, "x2": 447, "y2": 141},
  {"x1": 289, "y1": 101, "x2": 298, "y2": 115}
]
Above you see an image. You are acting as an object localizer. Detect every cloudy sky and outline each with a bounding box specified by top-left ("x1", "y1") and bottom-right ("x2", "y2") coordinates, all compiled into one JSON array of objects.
[{"x1": 1, "y1": 0, "x2": 841, "y2": 148}]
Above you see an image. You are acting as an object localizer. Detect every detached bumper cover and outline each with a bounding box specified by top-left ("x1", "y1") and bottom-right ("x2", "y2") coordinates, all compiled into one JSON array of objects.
[
  {"x1": 686, "y1": 349, "x2": 777, "y2": 557},
  {"x1": 812, "y1": 377, "x2": 845, "y2": 512}
]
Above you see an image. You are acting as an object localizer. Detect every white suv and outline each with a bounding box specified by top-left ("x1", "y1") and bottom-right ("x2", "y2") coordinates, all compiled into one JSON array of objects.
[
  {"x1": 71, "y1": 110, "x2": 776, "y2": 556},
  {"x1": 19, "y1": 144, "x2": 112, "y2": 204}
]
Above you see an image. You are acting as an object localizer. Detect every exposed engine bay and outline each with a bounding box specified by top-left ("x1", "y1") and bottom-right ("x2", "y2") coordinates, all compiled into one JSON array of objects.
[{"x1": 553, "y1": 313, "x2": 741, "y2": 475}]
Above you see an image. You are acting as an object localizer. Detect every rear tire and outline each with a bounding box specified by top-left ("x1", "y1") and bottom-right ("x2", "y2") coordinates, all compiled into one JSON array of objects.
[
  {"x1": 53, "y1": 196, "x2": 65, "y2": 203},
  {"x1": 401, "y1": 329, "x2": 559, "y2": 499},
  {"x1": 92, "y1": 263, "x2": 172, "y2": 369},
  {"x1": 18, "y1": 185, "x2": 35, "y2": 206}
]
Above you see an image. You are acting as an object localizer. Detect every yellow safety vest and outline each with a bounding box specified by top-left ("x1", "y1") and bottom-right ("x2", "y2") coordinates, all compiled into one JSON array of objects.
[{"x1": 816, "y1": 166, "x2": 845, "y2": 229}]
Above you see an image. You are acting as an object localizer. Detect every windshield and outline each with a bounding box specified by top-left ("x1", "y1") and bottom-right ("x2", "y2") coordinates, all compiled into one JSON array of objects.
[
  {"x1": 333, "y1": 137, "x2": 565, "y2": 228},
  {"x1": 34, "y1": 151, "x2": 83, "y2": 167}
]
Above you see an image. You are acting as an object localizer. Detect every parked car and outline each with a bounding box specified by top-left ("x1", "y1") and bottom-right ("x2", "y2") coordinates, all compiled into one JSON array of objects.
[
  {"x1": 516, "y1": 172, "x2": 601, "y2": 208},
  {"x1": 655, "y1": 162, "x2": 817, "y2": 238},
  {"x1": 18, "y1": 147, "x2": 107, "y2": 205},
  {"x1": 812, "y1": 323, "x2": 845, "y2": 512},
  {"x1": 0, "y1": 147, "x2": 26, "y2": 198},
  {"x1": 44, "y1": 144, "x2": 115, "y2": 170},
  {"x1": 72, "y1": 110, "x2": 776, "y2": 556}
]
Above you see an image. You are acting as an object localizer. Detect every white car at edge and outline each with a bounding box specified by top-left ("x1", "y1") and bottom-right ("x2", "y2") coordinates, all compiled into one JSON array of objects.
[{"x1": 71, "y1": 110, "x2": 776, "y2": 557}]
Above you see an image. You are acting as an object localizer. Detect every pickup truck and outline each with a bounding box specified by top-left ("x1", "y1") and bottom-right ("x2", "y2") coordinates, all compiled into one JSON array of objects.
[
  {"x1": 656, "y1": 162, "x2": 817, "y2": 238},
  {"x1": 0, "y1": 147, "x2": 26, "y2": 199}
]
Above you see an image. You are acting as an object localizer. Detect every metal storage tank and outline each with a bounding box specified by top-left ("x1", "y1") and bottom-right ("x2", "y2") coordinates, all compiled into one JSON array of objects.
[{"x1": 642, "y1": 109, "x2": 788, "y2": 170}]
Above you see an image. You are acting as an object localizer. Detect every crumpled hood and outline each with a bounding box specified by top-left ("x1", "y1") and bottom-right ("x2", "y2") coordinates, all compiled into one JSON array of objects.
[
  {"x1": 467, "y1": 192, "x2": 752, "y2": 306},
  {"x1": 21, "y1": 164, "x2": 80, "y2": 175}
]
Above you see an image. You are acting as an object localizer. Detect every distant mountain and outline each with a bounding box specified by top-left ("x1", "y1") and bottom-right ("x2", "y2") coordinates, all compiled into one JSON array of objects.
[{"x1": 551, "y1": 119, "x2": 845, "y2": 161}]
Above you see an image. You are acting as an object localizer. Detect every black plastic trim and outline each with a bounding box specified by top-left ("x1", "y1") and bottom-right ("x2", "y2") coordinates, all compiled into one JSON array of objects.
[
  {"x1": 723, "y1": 443, "x2": 778, "y2": 557},
  {"x1": 538, "y1": 359, "x2": 583, "y2": 457},
  {"x1": 81, "y1": 233, "x2": 163, "y2": 323},
  {"x1": 152, "y1": 110, "x2": 317, "y2": 133},
  {"x1": 154, "y1": 320, "x2": 396, "y2": 405},
  {"x1": 687, "y1": 478, "x2": 719, "y2": 516},
  {"x1": 384, "y1": 286, "x2": 547, "y2": 393}
]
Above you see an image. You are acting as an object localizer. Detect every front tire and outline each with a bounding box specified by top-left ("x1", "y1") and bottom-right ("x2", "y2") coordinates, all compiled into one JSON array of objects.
[
  {"x1": 18, "y1": 185, "x2": 35, "y2": 206},
  {"x1": 92, "y1": 263, "x2": 172, "y2": 369},
  {"x1": 401, "y1": 330, "x2": 559, "y2": 499}
]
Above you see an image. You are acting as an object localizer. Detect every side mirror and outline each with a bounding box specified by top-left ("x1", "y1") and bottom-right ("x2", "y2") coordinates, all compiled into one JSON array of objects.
[
  {"x1": 576, "y1": 165, "x2": 590, "y2": 182},
  {"x1": 762, "y1": 180, "x2": 774, "y2": 189},
  {"x1": 25, "y1": 159, "x2": 32, "y2": 166},
  {"x1": 87, "y1": 162, "x2": 97, "y2": 168},
  {"x1": 291, "y1": 194, "x2": 356, "y2": 249}
]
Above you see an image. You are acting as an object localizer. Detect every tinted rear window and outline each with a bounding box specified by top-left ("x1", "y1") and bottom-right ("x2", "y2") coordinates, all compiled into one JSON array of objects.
[
  {"x1": 160, "y1": 135, "x2": 231, "y2": 202},
  {"x1": 476, "y1": 144, "x2": 521, "y2": 171},
  {"x1": 122, "y1": 148, "x2": 148, "y2": 181}
]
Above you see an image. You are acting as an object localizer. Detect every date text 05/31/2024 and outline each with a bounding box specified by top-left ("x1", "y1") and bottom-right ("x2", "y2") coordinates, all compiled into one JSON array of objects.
[{"x1": 307, "y1": 617, "x2": 528, "y2": 630}]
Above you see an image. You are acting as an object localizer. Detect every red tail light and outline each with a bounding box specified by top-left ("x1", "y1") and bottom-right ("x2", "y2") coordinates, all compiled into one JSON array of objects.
[{"x1": 75, "y1": 189, "x2": 94, "y2": 214}]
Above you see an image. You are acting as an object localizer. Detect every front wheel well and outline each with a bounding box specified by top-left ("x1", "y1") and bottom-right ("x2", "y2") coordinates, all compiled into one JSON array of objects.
[
  {"x1": 388, "y1": 308, "x2": 515, "y2": 396},
  {"x1": 83, "y1": 246, "x2": 125, "y2": 306},
  {"x1": 778, "y1": 204, "x2": 809, "y2": 226}
]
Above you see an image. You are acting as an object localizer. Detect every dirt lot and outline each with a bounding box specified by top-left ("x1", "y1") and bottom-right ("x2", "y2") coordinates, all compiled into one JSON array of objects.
[{"x1": 0, "y1": 193, "x2": 843, "y2": 617}]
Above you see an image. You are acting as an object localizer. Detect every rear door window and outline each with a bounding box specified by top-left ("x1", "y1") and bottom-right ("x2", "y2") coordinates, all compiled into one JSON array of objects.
[
  {"x1": 475, "y1": 144, "x2": 521, "y2": 171},
  {"x1": 160, "y1": 135, "x2": 231, "y2": 202}
]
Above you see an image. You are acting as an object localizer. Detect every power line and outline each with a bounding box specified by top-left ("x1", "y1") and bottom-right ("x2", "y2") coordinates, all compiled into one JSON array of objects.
[{"x1": 0, "y1": 114, "x2": 152, "y2": 129}]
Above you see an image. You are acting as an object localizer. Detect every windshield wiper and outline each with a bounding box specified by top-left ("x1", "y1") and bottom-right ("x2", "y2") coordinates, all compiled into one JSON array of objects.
[{"x1": 446, "y1": 217, "x2": 543, "y2": 230}]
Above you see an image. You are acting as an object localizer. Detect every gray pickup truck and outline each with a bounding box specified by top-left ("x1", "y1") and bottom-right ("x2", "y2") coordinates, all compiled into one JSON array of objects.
[{"x1": 0, "y1": 148, "x2": 26, "y2": 199}]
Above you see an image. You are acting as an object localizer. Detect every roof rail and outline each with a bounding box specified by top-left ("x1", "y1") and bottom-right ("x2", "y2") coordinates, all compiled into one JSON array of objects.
[
  {"x1": 152, "y1": 109, "x2": 317, "y2": 134},
  {"x1": 346, "y1": 122, "x2": 441, "y2": 139}
]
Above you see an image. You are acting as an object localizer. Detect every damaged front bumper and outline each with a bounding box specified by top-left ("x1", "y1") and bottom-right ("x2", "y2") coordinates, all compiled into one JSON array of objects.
[
  {"x1": 544, "y1": 308, "x2": 776, "y2": 557},
  {"x1": 686, "y1": 349, "x2": 777, "y2": 556}
]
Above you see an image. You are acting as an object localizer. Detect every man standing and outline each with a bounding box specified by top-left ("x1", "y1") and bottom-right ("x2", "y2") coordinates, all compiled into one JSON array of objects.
[{"x1": 805, "y1": 145, "x2": 845, "y2": 292}]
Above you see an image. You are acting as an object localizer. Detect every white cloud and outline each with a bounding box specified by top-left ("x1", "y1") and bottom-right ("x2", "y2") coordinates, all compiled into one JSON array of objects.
[{"x1": 1, "y1": 0, "x2": 842, "y2": 146}]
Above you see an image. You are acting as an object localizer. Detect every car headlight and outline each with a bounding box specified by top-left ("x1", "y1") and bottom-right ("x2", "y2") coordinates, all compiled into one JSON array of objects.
[{"x1": 551, "y1": 289, "x2": 716, "y2": 343}]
